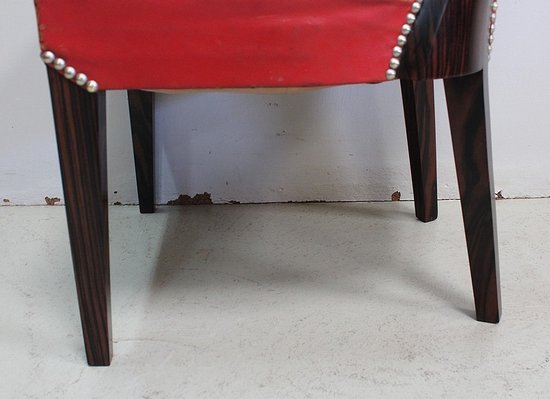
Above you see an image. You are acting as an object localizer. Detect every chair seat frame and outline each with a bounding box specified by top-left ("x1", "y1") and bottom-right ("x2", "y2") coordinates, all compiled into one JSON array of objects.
[{"x1": 42, "y1": 0, "x2": 501, "y2": 366}]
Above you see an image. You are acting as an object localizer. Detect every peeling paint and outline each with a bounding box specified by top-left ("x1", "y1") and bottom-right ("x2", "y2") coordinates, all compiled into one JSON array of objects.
[
  {"x1": 2, "y1": 199, "x2": 9, "y2": 203},
  {"x1": 45, "y1": 196, "x2": 60, "y2": 205},
  {"x1": 167, "y1": 192, "x2": 213, "y2": 205},
  {"x1": 113, "y1": 201, "x2": 122, "y2": 206},
  {"x1": 495, "y1": 191, "x2": 505, "y2": 200},
  {"x1": 391, "y1": 191, "x2": 401, "y2": 201}
]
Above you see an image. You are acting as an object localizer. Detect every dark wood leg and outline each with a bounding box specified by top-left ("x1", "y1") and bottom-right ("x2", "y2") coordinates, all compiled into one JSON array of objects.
[
  {"x1": 401, "y1": 79, "x2": 438, "y2": 222},
  {"x1": 47, "y1": 68, "x2": 112, "y2": 365},
  {"x1": 444, "y1": 69, "x2": 501, "y2": 323},
  {"x1": 128, "y1": 90, "x2": 155, "y2": 213}
]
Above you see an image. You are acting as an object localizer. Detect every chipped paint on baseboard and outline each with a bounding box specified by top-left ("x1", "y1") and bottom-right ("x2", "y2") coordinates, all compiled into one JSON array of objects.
[
  {"x1": 391, "y1": 191, "x2": 401, "y2": 201},
  {"x1": 167, "y1": 192, "x2": 213, "y2": 205},
  {"x1": 44, "y1": 196, "x2": 60, "y2": 205}
]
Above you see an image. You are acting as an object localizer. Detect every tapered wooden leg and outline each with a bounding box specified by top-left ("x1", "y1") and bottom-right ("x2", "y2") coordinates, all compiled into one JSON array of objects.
[
  {"x1": 401, "y1": 79, "x2": 438, "y2": 222},
  {"x1": 47, "y1": 68, "x2": 112, "y2": 365},
  {"x1": 128, "y1": 90, "x2": 155, "y2": 213},
  {"x1": 444, "y1": 69, "x2": 501, "y2": 323}
]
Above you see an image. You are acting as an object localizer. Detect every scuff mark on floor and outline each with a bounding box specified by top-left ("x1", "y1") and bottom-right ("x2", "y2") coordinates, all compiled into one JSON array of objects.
[
  {"x1": 391, "y1": 191, "x2": 401, "y2": 201},
  {"x1": 167, "y1": 192, "x2": 213, "y2": 205},
  {"x1": 44, "y1": 196, "x2": 60, "y2": 206}
]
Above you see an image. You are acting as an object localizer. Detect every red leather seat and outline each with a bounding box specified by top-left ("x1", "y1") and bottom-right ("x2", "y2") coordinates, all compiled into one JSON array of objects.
[{"x1": 36, "y1": 0, "x2": 414, "y2": 89}]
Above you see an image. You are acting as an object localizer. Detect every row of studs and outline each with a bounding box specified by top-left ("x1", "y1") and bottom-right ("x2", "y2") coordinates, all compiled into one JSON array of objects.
[
  {"x1": 385, "y1": 0, "x2": 423, "y2": 81},
  {"x1": 41, "y1": 50, "x2": 99, "y2": 93},
  {"x1": 488, "y1": 1, "x2": 498, "y2": 54}
]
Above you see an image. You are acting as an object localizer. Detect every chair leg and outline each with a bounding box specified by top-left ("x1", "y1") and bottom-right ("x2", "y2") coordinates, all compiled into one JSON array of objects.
[
  {"x1": 47, "y1": 68, "x2": 112, "y2": 365},
  {"x1": 401, "y1": 79, "x2": 438, "y2": 222},
  {"x1": 128, "y1": 90, "x2": 155, "y2": 213},
  {"x1": 444, "y1": 69, "x2": 501, "y2": 324}
]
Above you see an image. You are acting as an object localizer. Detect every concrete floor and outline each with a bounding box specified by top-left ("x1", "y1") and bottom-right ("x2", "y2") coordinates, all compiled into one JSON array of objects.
[{"x1": 1, "y1": 199, "x2": 549, "y2": 398}]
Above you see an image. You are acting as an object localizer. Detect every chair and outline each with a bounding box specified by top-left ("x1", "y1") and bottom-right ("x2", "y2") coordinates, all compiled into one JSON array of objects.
[{"x1": 34, "y1": 0, "x2": 501, "y2": 366}]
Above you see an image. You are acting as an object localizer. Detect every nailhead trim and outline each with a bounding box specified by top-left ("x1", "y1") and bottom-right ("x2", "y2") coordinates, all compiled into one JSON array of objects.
[
  {"x1": 386, "y1": 1, "x2": 424, "y2": 81},
  {"x1": 488, "y1": 1, "x2": 498, "y2": 55},
  {"x1": 40, "y1": 50, "x2": 99, "y2": 93}
]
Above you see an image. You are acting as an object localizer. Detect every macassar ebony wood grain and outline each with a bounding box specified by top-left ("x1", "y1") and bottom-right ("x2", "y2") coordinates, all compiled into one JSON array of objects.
[
  {"x1": 401, "y1": 79, "x2": 438, "y2": 222},
  {"x1": 47, "y1": 67, "x2": 113, "y2": 365},
  {"x1": 444, "y1": 68, "x2": 501, "y2": 323},
  {"x1": 128, "y1": 90, "x2": 155, "y2": 213},
  {"x1": 399, "y1": 0, "x2": 490, "y2": 81}
]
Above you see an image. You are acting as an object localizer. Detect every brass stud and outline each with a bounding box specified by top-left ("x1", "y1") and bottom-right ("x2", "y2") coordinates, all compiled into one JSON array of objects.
[
  {"x1": 41, "y1": 51, "x2": 55, "y2": 64},
  {"x1": 392, "y1": 46, "x2": 403, "y2": 57},
  {"x1": 53, "y1": 58, "x2": 66, "y2": 71},
  {"x1": 389, "y1": 58, "x2": 400, "y2": 69},
  {"x1": 75, "y1": 73, "x2": 88, "y2": 86},
  {"x1": 397, "y1": 35, "x2": 407, "y2": 46},
  {"x1": 63, "y1": 66, "x2": 76, "y2": 79},
  {"x1": 86, "y1": 80, "x2": 99, "y2": 93}
]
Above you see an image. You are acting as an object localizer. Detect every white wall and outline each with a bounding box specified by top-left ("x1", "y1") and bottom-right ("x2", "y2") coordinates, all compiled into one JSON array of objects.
[{"x1": 1, "y1": 0, "x2": 549, "y2": 205}]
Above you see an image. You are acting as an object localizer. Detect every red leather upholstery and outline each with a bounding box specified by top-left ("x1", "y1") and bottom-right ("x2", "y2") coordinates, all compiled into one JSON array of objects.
[{"x1": 35, "y1": 0, "x2": 413, "y2": 90}]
